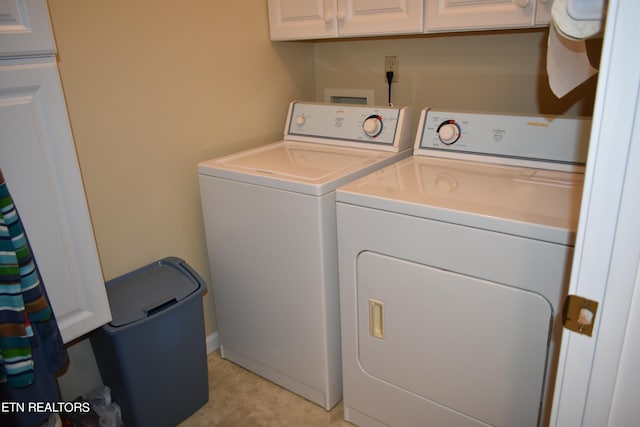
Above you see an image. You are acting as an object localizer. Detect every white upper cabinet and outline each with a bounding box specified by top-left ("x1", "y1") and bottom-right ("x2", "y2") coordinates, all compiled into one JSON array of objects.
[
  {"x1": 267, "y1": 0, "x2": 553, "y2": 40},
  {"x1": 0, "y1": 0, "x2": 55, "y2": 57},
  {"x1": 339, "y1": 0, "x2": 425, "y2": 38},
  {"x1": 425, "y1": 0, "x2": 551, "y2": 32},
  {"x1": 268, "y1": 0, "x2": 424, "y2": 40},
  {"x1": 535, "y1": 0, "x2": 552, "y2": 26},
  {"x1": 268, "y1": 0, "x2": 337, "y2": 40}
]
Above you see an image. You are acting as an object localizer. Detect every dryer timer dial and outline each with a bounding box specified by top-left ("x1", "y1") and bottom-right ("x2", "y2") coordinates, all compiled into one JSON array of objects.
[
  {"x1": 363, "y1": 115, "x2": 383, "y2": 138},
  {"x1": 437, "y1": 120, "x2": 461, "y2": 145}
]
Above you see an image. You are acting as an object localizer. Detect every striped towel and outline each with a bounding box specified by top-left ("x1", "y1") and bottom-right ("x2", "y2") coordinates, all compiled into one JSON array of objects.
[{"x1": 0, "y1": 170, "x2": 62, "y2": 388}]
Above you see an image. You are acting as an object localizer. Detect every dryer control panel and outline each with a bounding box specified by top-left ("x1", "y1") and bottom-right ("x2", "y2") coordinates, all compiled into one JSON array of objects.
[
  {"x1": 415, "y1": 108, "x2": 593, "y2": 171},
  {"x1": 285, "y1": 101, "x2": 413, "y2": 153}
]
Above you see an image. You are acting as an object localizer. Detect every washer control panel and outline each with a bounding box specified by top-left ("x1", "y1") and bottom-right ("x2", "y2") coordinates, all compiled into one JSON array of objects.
[
  {"x1": 415, "y1": 108, "x2": 592, "y2": 169},
  {"x1": 285, "y1": 101, "x2": 409, "y2": 150}
]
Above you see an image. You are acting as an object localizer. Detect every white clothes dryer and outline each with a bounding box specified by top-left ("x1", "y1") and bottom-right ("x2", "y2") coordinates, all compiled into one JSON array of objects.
[
  {"x1": 198, "y1": 101, "x2": 413, "y2": 410},
  {"x1": 336, "y1": 109, "x2": 592, "y2": 426}
]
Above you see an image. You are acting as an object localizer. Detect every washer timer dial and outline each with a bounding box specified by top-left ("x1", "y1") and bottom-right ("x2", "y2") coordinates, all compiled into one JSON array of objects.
[
  {"x1": 437, "y1": 120, "x2": 461, "y2": 145},
  {"x1": 363, "y1": 115, "x2": 383, "y2": 138},
  {"x1": 295, "y1": 114, "x2": 306, "y2": 126}
]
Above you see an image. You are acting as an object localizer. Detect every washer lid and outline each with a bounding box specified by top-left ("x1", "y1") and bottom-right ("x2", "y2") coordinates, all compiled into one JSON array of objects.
[
  {"x1": 198, "y1": 141, "x2": 408, "y2": 196},
  {"x1": 337, "y1": 156, "x2": 584, "y2": 245}
]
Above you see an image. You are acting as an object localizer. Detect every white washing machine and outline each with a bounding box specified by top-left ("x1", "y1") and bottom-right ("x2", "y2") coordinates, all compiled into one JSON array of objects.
[
  {"x1": 198, "y1": 101, "x2": 413, "y2": 410},
  {"x1": 336, "y1": 109, "x2": 592, "y2": 426}
]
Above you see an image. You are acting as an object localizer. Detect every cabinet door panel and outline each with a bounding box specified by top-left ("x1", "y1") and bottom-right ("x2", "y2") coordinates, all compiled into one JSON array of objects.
[
  {"x1": 0, "y1": 59, "x2": 111, "y2": 342},
  {"x1": 268, "y1": 0, "x2": 338, "y2": 40},
  {"x1": 340, "y1": 0, "x2": 424, "y2": 36},
  {"x1": 535, "y1": 0, "x2": 552, "y2": 25},
  {"x1": 0, "y1": 0, "x2": 55, "y2": 57},
  {"x1": 426, "y1": 0, "x2": 535, "y2": 32}
]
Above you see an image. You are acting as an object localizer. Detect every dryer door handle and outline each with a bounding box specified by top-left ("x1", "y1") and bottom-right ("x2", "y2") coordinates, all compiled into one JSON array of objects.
[{"x1": 369, "y1": 299, "x2": 385, "y2": 339}]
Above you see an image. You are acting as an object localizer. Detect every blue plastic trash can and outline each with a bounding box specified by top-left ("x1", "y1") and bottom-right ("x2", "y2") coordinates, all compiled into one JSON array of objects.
[{"x1": 90, "y1": 257, "x2": 208, "y2": 427}]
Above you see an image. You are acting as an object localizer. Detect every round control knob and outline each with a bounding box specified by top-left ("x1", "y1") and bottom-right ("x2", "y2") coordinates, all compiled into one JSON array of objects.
[
  {"x1": 295, "y1": 115, "x2": 306, "y2": 126},
  {"x1": 363, "y1": 115, "x2": 383, "y2": 137},
  {"x1": 437, "y1": 121, "x2": 460, "y2": 145}
]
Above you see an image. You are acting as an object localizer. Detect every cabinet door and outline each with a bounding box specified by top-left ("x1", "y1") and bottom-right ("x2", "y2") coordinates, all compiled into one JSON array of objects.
[
  {"x1": 339, "y1": 0, "x2": 424, "y2": 37},
  {"x1": 0, "y1": 0, "x2": 55, "y2": 57},
  {"x1": 426, "y1": 0, "x2": 535, "y2": 32},
  {"x1": 268, "y1": 0, "x2": 338, "y2": 40},
  {"x1": 0, "y1": 59, "x2": 111, "y2": 343},
  {"x1": 535, "y1": 0, "x2": 552, "y2": 25}
]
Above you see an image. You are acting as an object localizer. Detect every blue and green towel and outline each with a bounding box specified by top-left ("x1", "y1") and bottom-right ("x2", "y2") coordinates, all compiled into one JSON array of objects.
[{"x1": 0, "y1": 170, "x2": 67, "y2": 388}]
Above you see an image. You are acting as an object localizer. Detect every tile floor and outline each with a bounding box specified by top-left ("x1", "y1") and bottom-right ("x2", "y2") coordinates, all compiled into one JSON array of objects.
[{"x1": 178, "y1": 351, "x2": 354, "y2": 427}]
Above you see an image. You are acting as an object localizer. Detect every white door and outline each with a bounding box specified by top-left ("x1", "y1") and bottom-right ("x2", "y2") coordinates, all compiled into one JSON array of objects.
[
  {"x1": 0, "y1": 0, "x2": 55, "y2": 57},
  {"x1": 267, "y1": 0, "x2": 338, "y2": 40},
  {"x1": 358, "y1": 251, "x2": 552, "y2": 426},
  {"x1": 551, "y1": 0, "x2": 640, "y2": 425},
  {"x1": 425, "y1": 0, "x2": 535, "y2": 32},
  {"x1": 339, "y1": 0, "x2": 424, "y2": 37},
  {"x1": 0, "y1": 59, "x2": 111, "y2": 343}
]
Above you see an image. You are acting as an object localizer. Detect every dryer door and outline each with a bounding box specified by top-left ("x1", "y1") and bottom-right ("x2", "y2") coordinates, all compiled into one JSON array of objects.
[{"x1": 356, "y1": 251, "x2": 552, "y2": 427}]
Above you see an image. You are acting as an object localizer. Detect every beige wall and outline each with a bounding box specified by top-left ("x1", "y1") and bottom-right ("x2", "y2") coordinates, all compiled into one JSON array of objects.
[
  {"x1": 314, "y1": 30, "x2": 599, "y2": 133},
  {"x1": 47, "y1": 0, "x2": 314, "y2": 398}
]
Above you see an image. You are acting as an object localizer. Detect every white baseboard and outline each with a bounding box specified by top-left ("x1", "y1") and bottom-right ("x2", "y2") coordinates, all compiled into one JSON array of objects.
[{"x1": 206, "y1": 331, "x2": 220, "y2": 354}]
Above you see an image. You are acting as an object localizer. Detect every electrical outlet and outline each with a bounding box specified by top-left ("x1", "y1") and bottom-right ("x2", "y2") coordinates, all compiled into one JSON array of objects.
[{"x1": 385, "y1": 56, "x2": 399, "y2": 82}]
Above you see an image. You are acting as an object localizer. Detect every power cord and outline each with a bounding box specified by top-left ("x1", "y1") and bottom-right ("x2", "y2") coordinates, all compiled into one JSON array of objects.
[{"x1": 386, "y1": 71, "x2": 394, "y2": 106}]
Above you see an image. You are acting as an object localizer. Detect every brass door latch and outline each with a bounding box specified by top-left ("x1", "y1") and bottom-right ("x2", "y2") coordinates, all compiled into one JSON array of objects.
[{"x1": 562, "y1": 295, "x2": 599, "y2": 336}]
